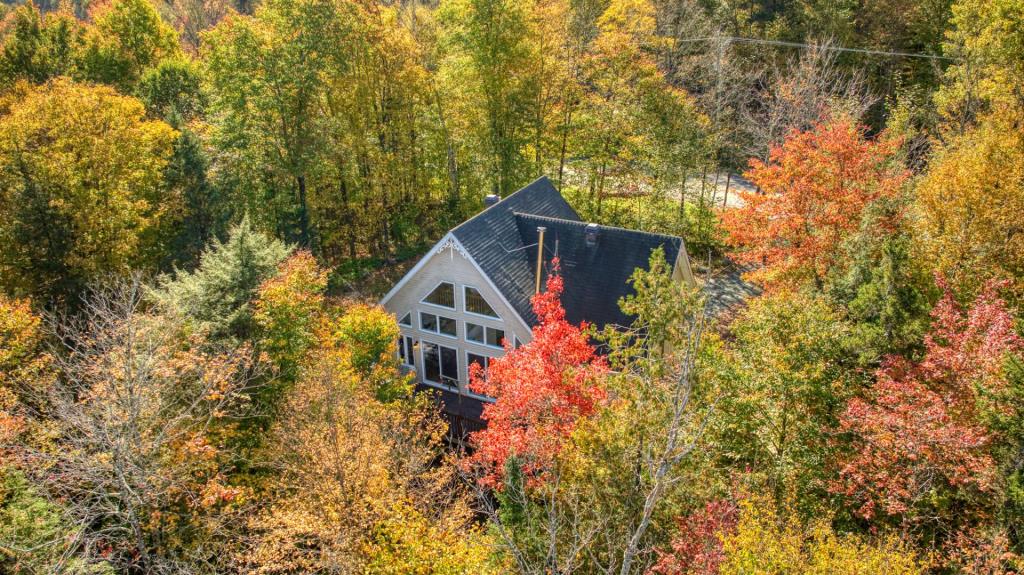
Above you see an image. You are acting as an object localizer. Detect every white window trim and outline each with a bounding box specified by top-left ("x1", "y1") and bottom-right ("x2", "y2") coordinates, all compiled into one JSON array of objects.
[
  {"x1": 398, "y1": 311, "x2": 413, "y2": 327},
  {"x1": 379, "y1": 233, "x2": 533, "y2": 339},
  {"x1": 420, "y1": 280, "x2": 457, "y2": 311},
  {"x1": 418, "y1": 379, "x2": 496, "y2": 403},
  {"x1": 462, "y1": 284, "x2": 501, "y2": 320},
  {"x1": 419, "y1": 311, "x2": 459, "y2": 340},
  {"x1": 465, "y1": 321, "x2": 506, "y2": 349},
  {"x1": 398, "y1": 333, "x2": 415, "y2": 367},
  {"x1": 418, "y1": 339, "x2": 460, "y2": 389}
]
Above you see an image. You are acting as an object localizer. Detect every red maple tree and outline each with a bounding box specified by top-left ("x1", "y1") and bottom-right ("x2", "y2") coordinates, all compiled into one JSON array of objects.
[
  {"x1": 649, "y1": 499, "x2": 739, "y2": 575},
  {"x1": 465, "y1": 259, "x2": 607, "y2": 488},
  {"x1": 834, "y1": 277, "x2": 1023, "y2": 522},
  {"x1": 722, "y1": 117, "x2": 907, "y2": 290}
]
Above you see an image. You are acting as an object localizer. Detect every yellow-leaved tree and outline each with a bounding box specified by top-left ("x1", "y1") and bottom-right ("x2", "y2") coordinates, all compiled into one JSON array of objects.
[
  {"x1": 913, "y1": 110, "x2": 1024, "y2": 301},
  {"x1": 244, "y1": 304, "x2": 499, "y2": 574},
  {"x1": 0, "y1": 79, "x2": 178, "y2": 306},
  {"x1": 718, "y1": 496, "x2": 924, "y2": 575}
]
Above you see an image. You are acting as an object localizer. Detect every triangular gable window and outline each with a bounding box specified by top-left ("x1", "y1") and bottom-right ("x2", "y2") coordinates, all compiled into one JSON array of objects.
[
  {"x1": 398, "y1": 312, "x2": 412, "y2": 326},
  {"x1": 422, "y1": 282, "x2": 455, "y2": 309},
  {"x1": 464, "y1": 286, "x2": 499, "y2": 318}
]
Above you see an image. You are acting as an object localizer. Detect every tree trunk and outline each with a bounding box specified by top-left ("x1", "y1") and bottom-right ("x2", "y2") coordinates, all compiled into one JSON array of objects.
[{"x1": 296, "y1": 174, "x2": 310, "y2": 247}]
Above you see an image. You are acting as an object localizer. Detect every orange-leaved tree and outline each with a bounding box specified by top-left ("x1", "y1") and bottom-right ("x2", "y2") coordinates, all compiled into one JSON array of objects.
[
  {"x1": 722, "y1": 117, "x2": 907, "y2": 291},
  {"x1": 466, "y1": 259, "x2": 607, "y2": 488}
]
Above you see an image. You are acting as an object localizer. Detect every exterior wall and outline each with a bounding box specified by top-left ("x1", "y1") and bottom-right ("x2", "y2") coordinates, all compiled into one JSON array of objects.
[{"x1": 382, "y1": 237, "x2": 533, "y2": 399}]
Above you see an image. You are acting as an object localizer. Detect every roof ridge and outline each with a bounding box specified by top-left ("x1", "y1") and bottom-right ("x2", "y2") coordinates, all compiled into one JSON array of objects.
[
  {"x1": 450, "y1": 175, "x2": 555, "y2": 235},
  {"x1": 513, "y1": 211, "x2": 684, "y2": 243}
]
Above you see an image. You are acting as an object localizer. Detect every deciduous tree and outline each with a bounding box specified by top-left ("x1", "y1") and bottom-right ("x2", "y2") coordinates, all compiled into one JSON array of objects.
[
  {"x1": 466, "y1": 262, "x2": 608, "y2": 488},
  {"x1": 913, "y1": 110, "x2": 1024, "y2": 302},
  {"x1": 722, "y1": 117, "x2": 907, "y2": 291},
  {"x1": 835, "y1": 277, "x2": 1023, "y2": 534},
  {"x1": 0, "y1": 79, "x2": 178, "y2": 307}
]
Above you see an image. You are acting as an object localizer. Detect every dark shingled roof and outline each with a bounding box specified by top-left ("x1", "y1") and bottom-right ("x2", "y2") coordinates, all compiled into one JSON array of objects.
[
  {"x1": 451, "y1": 176, "x2": 683, "y2": 331},
  {"x1": 451, "y1": 176, "x2": 580, "y2": 325},
  {"x1": 515, "y1": 214, "x2": 682, "y2": 329}
]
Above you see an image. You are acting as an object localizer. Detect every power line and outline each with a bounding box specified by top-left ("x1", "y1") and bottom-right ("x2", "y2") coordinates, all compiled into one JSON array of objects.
[{"x1": 675, "y1": 36, "x2": 957, "y2": 61}]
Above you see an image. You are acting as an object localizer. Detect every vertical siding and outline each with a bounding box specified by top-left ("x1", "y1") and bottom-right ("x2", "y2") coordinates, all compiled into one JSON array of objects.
[{"x1": 383, "y1": 243, "x2": 533, "y2": 396}]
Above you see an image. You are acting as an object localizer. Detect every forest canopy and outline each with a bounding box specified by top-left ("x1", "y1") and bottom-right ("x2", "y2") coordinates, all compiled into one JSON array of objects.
[{"x1": 2, "y1": 0, "x2": 1024, "y2": 573}]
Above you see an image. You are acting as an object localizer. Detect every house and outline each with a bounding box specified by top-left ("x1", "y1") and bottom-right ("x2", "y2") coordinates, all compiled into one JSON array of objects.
[{"x1": 380, "y1": 176, "x2": 697, "y2": 432}]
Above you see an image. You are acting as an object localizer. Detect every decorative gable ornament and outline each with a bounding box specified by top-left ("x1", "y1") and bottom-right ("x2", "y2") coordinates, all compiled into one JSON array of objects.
[{"x1": 435, "y1": 235, "x2": 470, "y2": 260}]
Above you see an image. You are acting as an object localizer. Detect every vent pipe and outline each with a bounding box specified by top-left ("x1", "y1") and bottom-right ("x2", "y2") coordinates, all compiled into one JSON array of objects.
[
  {"x1": 585, "y1": 223, "x2": 599, "y2": 247},
  {"x1": 535, "y1": 226, "x2": 546, "y2": 294},
  {"x1": 484, "y1": 194, "x2": 500, "y2": 208}
]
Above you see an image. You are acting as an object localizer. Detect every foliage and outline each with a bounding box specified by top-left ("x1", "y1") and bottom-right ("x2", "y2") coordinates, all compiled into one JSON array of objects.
[
  {"x1": 438, "y1": 0, "x2": 540, "y2": 196},
  {"x1": 254, "y1": 251, "x2": 328, "y2": 387},
  {"x1": 834, "y1": 277, "x2": 1023, "y2": 535},
  {"x1": 466, "y1": 261, "x2": 608, "y2": 488},
  {"x1": 243, "y1": 323, "x2": 488, "y2": 574},
  {"x1": 0, "y1": 296, "x2": 50, "y2": 453},
  {"x1": 0, "y1": 79, "x2": 178, "y2": 307},
  {"x1": 706, "y1": 291, "x2": 857, "y2": 508},
  {"x1": 363, "y1": 501, "x2": 501, "y2": 575},
  {"x1": 722, "y1": 117, "x2": 907, "y2": 291},
  {"x1": 649, "y1": 499, "x2": 738, "y2": 575},
  {"x1": 138, "y1": 57, "x2": 207, "y2": 121},
  {"x1": 78, "y1": 0, "x2": 182, "y2": 90},
  {"x1": 653, "y1": 494, "x2": 925, "y2": 575},
  {"x1": 25, "y1": 278, "x2": 257, "y2": 574},
  {"x1": 827, "y1": 192, "x2": 932, "y2": 361},
  {"x1": 472, "y1": 251, "x2": 710, "y2": 574},
  {"x1": 0, "y1": 3, "x2": 82, "y2": 85},
  {"x1": 322, "y1": 304, "x2": 411, "y2": 402},
  {"x1": 152, "y1": 217, "x2": 290, "y2": 341},
  {"x1": 720, "y1": 495, "x2": 924, "y2": 575},
  {"x1": 0, "y1": 468, "x2": 111, "y2": 575},
  {"x1": 937, "y1": 0, "x2": 1024, "y2": 124},
  {"x1": 913, "y1": 110, "x2": 1024, "y2": 303}
]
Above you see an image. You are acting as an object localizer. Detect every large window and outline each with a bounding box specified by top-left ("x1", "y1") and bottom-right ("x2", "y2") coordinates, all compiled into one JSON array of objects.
[
  {"x1": 422, "y1": 282, "x2": 455, "y2": 309},
  {"x1": 421, "y1": 312, "x2": 457, "y2": 337},
  {"x1": 422, "y1": 342, "x2": 458, "y2": 388},
  {"x1": 464, "y1": 286, "x2": 499, "y2": 318},
  {"x1": 466, "y1": 322, "x2": 505, "y2": 348}
]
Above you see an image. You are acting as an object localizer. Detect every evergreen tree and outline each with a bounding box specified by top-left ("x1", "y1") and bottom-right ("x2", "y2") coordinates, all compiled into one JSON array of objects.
[{"x1": 151, "y1": 217, "x2": 291, "y2": 340}]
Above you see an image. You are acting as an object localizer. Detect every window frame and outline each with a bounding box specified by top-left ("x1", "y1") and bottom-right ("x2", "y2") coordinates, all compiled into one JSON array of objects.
[
  {"x1": 398, "y1": 312, "x2": 412, "y2": 327},
  {"x1": 466, "y1": 321, "x2": 505, "y2": 349},
  {"x1": 396, "y1": 334, "x2": 415, "y2": 367},
  {"x1": 462, "y1": 285, "x2": 500, "y2": 319},
  {"x1": 420, "y1": 340, "x2": 459, "y2": 389},
  {"x1": 420, "y1": 281, "x2": 457, "y2": 311},
  {"x1": 465, "y1": 350, "x2": 492, "y2": 380},
  {"x1": 420, "y1": 311, "x2": 458, "y2": 339}
]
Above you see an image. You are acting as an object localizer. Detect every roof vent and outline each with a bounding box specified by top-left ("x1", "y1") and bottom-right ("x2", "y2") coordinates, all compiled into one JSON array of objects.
[
  {"x1": 585, "y1": 223, "x2": 599, "y2": 247},
  {"x1": 484, "y1": 194, "x2": 500, "y2": 208}
]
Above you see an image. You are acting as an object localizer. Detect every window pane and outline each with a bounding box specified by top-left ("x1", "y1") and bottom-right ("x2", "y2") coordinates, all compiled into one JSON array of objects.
[
  {"x1": 466, "y1": 323, "x2": 484, "y2": 343},
  {"x1": 397, "y1": 337, "x2": 406, "y2": 363},
  {"x1": 398, "y1": 312, "x2": 411, "y2": 326},
  {"x1": 467, "y1": 353, "x2": 488, "y2": 379},
  {"x1": 486, "y1": 327, "x2": 505, "y2": 347},
  {"x1": 439, "y1": 316, "x2": 457, "y2": 337},
  {"x1": 423, "y1": 342, "x2": 440, "y2": 382},
  {"x1": 423, "y1": 282, "x2": 455, "y2": 308},
  {"x1": 400, "y1": 337, "x2": 414, "y2": 366},
  {"x1": 465, "y1": 287, "x2": 498, "y2": 318},
  {"x1": 420, "y1": 312, "x2": 437, "y2": 332},
  {"x1": 441, "y1": 346, "x2": 458, "y2": 382}
]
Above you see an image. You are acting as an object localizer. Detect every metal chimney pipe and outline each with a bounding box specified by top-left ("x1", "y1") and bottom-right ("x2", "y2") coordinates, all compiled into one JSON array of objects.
[{"x1": 535, "y1": 226, "x2": 546, "y2": 294}]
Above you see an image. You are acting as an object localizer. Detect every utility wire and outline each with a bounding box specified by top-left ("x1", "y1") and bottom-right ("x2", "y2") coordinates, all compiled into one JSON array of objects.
[{"x1": 675, "y1": 36, "x2": 958, "y2": 61}]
